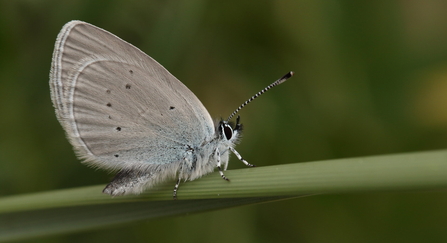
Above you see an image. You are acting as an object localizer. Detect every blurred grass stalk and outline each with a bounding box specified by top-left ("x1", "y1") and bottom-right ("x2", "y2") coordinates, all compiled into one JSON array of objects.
[{"x1": 1, "y1": 149, "x2": 447, "y2": 241}]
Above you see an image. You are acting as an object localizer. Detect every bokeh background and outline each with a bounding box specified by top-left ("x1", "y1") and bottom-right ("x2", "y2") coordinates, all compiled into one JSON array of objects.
[{"x1": 2, "y1": 0, "x2": 447, "y2": 242}]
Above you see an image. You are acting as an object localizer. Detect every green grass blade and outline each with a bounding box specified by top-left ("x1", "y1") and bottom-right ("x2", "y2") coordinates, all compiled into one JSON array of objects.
[
  {"x1": 1, "y1": 149, "x2": 447, "y2": 241},
  {"x1": 0, "y1": 196, "x2": 291, "y2": 242}
]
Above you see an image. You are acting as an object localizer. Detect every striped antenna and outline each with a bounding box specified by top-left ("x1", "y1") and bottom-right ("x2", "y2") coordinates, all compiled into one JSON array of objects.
[{"x1": 226, "y1": 71, "x2": 294, "y2": 122}]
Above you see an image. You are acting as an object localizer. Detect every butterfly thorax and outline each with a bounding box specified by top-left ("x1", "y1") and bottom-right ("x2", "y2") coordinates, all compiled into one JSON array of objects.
[{"x1": 179, "y1": 119, "x2": 242, "y2": 181}]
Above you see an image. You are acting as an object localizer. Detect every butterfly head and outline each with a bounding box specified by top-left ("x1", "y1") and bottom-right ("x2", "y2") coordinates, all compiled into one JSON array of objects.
[{"x1": 218, "y1": 115, "x2": 242, "y2": 143}]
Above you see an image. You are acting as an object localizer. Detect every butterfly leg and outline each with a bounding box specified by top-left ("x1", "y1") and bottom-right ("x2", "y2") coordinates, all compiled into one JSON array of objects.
[
  {"x1": 173, "y1": 178, "x2": 181, "y2": 200},
  {"x1": 229, "y1": 147, "x2": 256, "y2": 167},
  {"x1": 216, "y1": 148, "x2": 230, "y2": 181}
]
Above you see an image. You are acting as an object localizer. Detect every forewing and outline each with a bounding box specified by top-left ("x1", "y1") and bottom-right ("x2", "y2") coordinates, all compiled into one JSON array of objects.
[{"x1": 50, "y1": 21, "x2": 214, "y2": 171}]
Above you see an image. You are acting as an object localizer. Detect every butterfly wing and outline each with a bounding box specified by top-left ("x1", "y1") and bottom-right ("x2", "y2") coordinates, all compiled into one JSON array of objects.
[{"x1": 50, "y1": 21, "x2": 215, "y2": 172}]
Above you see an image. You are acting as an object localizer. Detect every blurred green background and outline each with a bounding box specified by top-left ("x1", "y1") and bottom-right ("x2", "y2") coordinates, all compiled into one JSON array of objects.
[{"x1": 2, "y1": 0, "x2": 447, "y2": 242}]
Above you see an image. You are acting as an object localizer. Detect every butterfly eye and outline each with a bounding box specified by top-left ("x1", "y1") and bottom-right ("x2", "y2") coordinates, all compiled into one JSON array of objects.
[{"x1": 223, "y1": 124, "x2": 233, "y2": 140}]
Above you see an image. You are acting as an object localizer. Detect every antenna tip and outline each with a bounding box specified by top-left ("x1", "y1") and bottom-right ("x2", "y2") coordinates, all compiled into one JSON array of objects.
[{"x1": 281, "y1": 71, "x2": 294, "y2": 80}]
